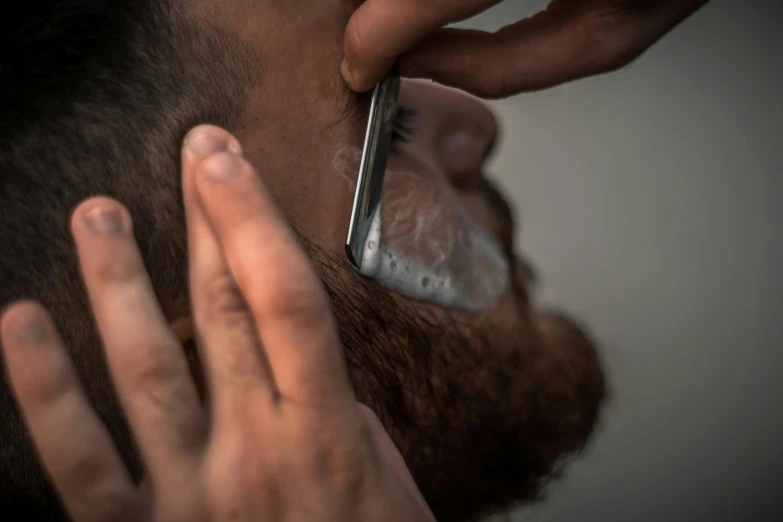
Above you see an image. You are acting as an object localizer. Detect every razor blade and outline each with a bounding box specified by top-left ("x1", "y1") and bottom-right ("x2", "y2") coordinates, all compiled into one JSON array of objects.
[{"x1": 345, "y1": 75, "x2": 401, "y2": 269}]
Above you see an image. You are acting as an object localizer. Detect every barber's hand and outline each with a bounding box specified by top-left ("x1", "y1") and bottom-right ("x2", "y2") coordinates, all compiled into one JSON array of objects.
[
  {"x1": 0, "y1": 125, "x2": 436, "y2": 522},
  {"x1": 342, "y1": 0, "x2": 709, "y2": 98}
]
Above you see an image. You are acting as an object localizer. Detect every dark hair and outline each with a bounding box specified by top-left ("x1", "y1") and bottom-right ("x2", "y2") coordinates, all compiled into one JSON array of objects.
[{"x1": 0, "y1": 1, "x2": 251, "y2": 517}]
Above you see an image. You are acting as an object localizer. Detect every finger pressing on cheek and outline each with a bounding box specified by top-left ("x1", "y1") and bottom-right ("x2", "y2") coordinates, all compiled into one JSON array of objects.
[
  {"x1": 181, "y1": 125, "x2": 243, "y2": 205},
  {"x1": 193, "y1": 147, "x2": 353, "y2": 409},
  {"x1": 182, "y1": 127, "x2": 277, "y2": 415}
]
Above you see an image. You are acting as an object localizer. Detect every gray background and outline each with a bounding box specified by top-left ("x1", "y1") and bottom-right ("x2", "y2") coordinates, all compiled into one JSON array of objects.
[{"x1": 458, "y1": 2, "x2": 782, "y2": 521}]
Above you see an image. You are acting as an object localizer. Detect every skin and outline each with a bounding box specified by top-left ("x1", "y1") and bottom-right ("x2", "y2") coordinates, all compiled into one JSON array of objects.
[
  {"x1": 341, "y1": 0, "x2": 711, "y2": 98},
  {"x1": 1, "y1": 125, "x2": 436, "y2": 522},
  {"x1": 2, "y1": 1, "x2": 606, "y2": 520}
]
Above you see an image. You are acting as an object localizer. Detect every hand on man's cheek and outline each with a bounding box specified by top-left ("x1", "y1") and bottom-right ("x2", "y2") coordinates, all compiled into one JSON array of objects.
[{"x1": 0, "y1": 125, "x2": 437, "y2": 522}]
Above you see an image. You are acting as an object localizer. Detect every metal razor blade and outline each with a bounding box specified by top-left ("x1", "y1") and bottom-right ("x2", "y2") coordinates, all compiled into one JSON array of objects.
[{"x1": 345, "y1": 75, "x2": 401, "y2": 269}]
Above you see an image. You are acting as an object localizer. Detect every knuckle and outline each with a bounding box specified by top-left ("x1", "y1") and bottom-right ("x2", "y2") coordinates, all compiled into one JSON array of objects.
[
  {"x1": 344, "y1": 21, "x2": 382, "y2": 89},
  {"x1": 112, "y1": 340, "x2": 205, "y2": 442},
  {"x1": 59, "y1": 437, "x2": 116, "y2": 490},
  {"x1": 474, "y1": 60, "x2": 512, "y2": 100},
  {"x1": 115, "y1": 339, "x2": 186, "y2": 396},
  {"x1": 250, "y1": 273, "x2": 324, "y2": 329},
  {"x1": 294, "y1": 413, "x2": 372, "y2": 491},
  {"x1": 202, "y1": 272, "x2": 250, "y2": 324},
  {"x1": 198, "y1": 272, "x2": 264, "y2": 384},
  {"x1": 204, "y1": 442, "x2": 273, "y2": 511},
  {"x1": 308, "y1": 435, "x2": 369, "y2": 492},
  {"x1": 460, "y1": 37, "x2": 516, "y2": 99},
  {"x1": 345, "y1": 16, "x2": 367, "y2": 62},
  {"x1": 213, "y1": 328, "x2": 264, "y2": 386},
  {"x1": 78, "y1": 484, "x2": 138, "y2": 522}
]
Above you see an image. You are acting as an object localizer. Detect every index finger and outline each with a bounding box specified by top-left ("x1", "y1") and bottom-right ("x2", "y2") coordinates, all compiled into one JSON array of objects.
[
  {"x1": 342, "y1": 0, "x2": 499, "y2": 92},
  {"x1": 192, "y1": 141, "x2": 355, "y2": 409}
]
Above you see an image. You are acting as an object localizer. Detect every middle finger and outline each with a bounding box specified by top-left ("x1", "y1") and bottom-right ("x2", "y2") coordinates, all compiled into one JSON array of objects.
[{"x1": 181, "y1": 126, "x2": 276, "y2": 418}]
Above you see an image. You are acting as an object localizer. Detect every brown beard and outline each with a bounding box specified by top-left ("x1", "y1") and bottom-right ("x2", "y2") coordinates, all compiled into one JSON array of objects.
[
  {"x1": 0, "y1": 230, "x2": 604, "y2": 522},
  {"x1": 304, "y1": 240, "x2": 607, "y2": 522}
]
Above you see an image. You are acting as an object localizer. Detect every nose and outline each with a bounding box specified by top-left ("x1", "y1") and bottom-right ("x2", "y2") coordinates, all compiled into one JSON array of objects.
[{"x1": 436, "y1": 94, "x2": 499, "y2": 189}]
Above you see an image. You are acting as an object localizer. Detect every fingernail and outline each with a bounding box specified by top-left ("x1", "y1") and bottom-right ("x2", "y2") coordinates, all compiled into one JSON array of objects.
[
  {"x1": 12, "y1": 311, "x2": 49, "y2": 347},
  {"x1": 83, "y1": 205, "x2": 126, "y2": 234},
  {"x1": 18, "y1": 320, "x2": 47, "y2": 346},
  {"x1": 202, "y1": 151, "x2": 243, "y2": 180},
  {"x1": 186, "y1": 129, "x2": 240, "y2": 158}
]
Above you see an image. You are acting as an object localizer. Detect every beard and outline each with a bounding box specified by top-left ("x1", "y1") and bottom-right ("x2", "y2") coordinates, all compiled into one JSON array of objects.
[
  {"x1": 0, "y1": 223, "x2": 604, "y2": 522},
  {"x1": 305, "y1": 240, "x2": 606, "y2": 522}
]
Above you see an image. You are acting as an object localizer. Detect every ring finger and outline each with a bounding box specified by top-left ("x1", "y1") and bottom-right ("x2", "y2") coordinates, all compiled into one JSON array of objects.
[{"x1": 71, "y1": 197, "x2": 205, "y2": 485}]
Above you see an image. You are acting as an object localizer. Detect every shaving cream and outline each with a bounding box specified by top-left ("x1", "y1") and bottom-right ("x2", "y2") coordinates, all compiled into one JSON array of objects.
[{"x1": 334, "y1": 147, "x2": 510, "y2": 311}]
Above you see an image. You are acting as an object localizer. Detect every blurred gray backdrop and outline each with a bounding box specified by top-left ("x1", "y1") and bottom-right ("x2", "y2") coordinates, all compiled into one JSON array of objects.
[{"x1": 456, "y1": 2, "x2": 782, "y2": 521}]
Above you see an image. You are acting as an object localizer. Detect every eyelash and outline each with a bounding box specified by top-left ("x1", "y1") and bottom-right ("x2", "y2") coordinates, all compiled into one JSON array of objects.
[{"x1": 390, "y1": 106, "x2": 418, "y2": 150}]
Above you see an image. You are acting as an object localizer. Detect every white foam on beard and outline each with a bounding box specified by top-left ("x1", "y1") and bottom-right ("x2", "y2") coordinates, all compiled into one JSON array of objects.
[
  {"x1": 359, "y1": 202, "x2": 510, "y2": 312},
  {"x1": 332, "y1": 148, "x2": 510, "y2": 311}
]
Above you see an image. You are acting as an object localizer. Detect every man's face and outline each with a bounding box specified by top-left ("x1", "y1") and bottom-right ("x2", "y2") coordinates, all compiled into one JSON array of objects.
[
  {"x1": 211, "y1": 0, "x2": 525, "y2": 341},
  {"x1": 174, "y1": 1, "x2": 605, "y2": 520}
]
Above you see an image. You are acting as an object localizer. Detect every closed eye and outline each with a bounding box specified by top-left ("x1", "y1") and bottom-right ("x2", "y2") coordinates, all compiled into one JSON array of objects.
[{"x1": 390, "y1": 105, "x2": 418, "y2": 152}]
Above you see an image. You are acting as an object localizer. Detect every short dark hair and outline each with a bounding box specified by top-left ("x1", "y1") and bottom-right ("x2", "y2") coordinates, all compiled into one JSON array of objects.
[{"x1": 0, "y1": 1, "x2": 252, "y2": 517}]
